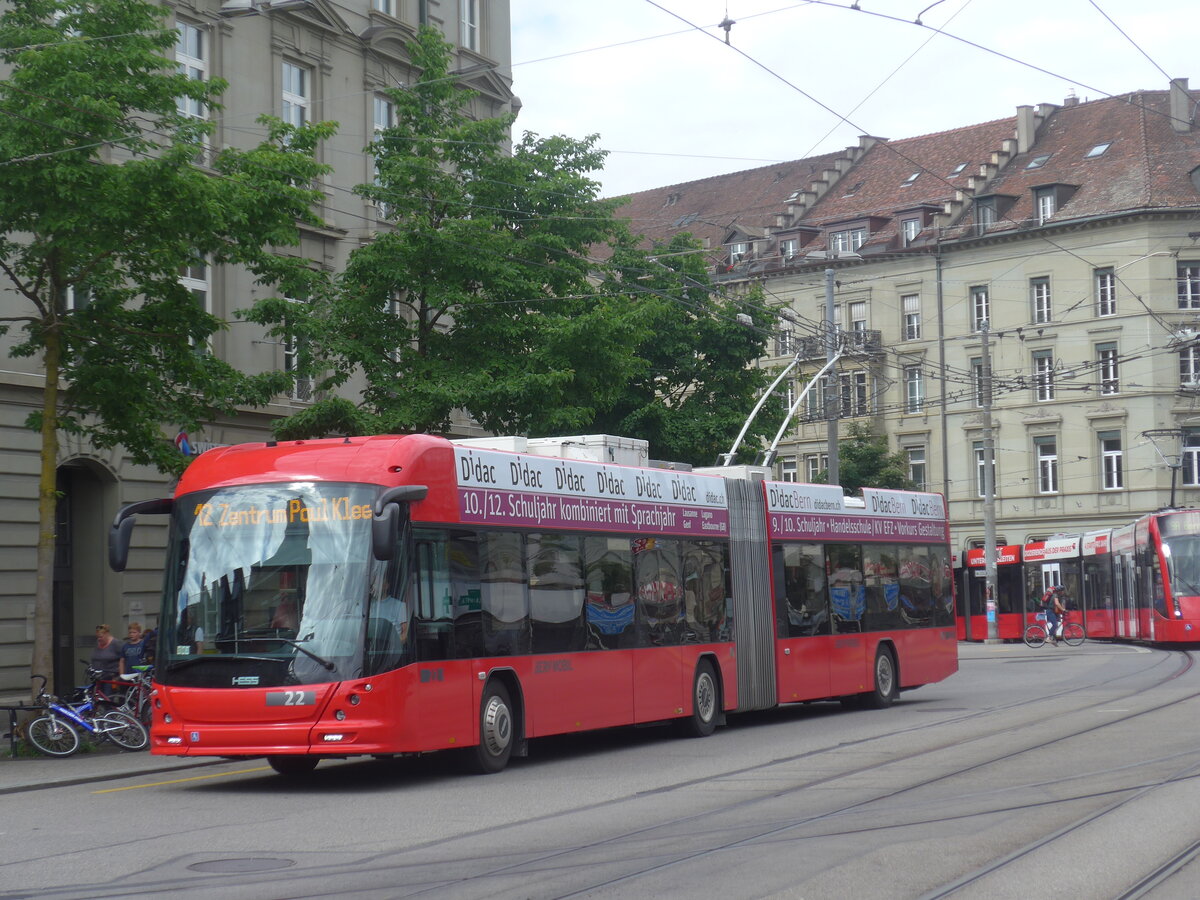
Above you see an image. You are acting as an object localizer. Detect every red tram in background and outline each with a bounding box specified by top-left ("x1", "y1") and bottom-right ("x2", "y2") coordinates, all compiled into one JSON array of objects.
[
  {"x1": 109, "y1": 434, "x2": 958, "y2": 776},
  {"x1": 956, "y1": 509, "x2": 1200, "y2": 643}
]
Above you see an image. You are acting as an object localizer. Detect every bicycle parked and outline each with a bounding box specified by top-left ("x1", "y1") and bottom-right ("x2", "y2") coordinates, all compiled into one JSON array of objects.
[
  {"x1": 1023, "y1": 613, "x2": 1086, "y2": 648},
  {"x1": 24, "y1": 674, "x2": 148, "y2": 757},
  {"x1": 118, "y1": 666, "x2": 153, "y2": 726}
]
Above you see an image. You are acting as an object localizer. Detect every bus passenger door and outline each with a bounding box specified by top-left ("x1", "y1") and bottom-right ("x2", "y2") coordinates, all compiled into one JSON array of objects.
[{"x1": 772, "y1": 544, "x2": 831, "y2": 703}]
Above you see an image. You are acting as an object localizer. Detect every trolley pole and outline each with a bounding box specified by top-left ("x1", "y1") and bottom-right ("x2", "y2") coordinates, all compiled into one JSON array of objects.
[
  {"x1": 825, "y1": 268, "x2": 840, "y2": 487},
  {"x1": 981, "y1": 320, "x2": 1000, "y2": 643}
]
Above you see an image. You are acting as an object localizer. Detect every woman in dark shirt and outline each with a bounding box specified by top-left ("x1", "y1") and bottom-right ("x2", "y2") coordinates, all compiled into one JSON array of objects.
[{"x1": 90, "y1": 624, "x2": 124, "y2": 677}]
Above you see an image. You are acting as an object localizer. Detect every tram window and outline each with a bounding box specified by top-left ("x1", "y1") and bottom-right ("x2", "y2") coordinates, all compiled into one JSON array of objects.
[
  {"x1": 827, "y1": 544, "x2": 865, "y2": 633},
  {"x1": 634, "y1": 538, "x2": 683, "y2": 646},
  {"x1": 582, "y1": 536, "x2": 634, "y2": 649},
  {"x1": 479, "y1": 532, "x2": 529, "y2": 656},
  {"x1": 773, "y1": 543, "x2": 829, "y2": 637},
  {"x1": 863, "y1": 545, "x2": 902, "y2": 631},
  {"x1": 527, "y1": 532, "x2": 585, "y2": 654},
  {"x1": 682, "y1": 541, "x2": 730, "y2": 643}
]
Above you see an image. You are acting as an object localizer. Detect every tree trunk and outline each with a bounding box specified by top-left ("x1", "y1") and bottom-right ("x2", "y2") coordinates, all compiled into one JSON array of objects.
[{"x1": 32, "y1": 331, "x2": 61, "y2": 698}]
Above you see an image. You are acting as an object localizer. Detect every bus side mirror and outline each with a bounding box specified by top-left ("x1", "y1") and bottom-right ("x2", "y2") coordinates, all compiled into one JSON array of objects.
[
  {"x1": 372, "y1": 485, "x2": 428, "y2": 561},
  {"x1": 109, "y1": 498, "x2": 174, "y2": 572}
]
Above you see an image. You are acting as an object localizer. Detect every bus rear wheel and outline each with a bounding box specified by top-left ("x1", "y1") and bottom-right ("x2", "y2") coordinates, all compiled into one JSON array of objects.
[
  {"x1": 866, "y1": 646, "x2": 899, "y2": 709},
  {"x1": 679, "y1": 660, "x2": 719, "y2": 738},
  {"x1": 469, "y1": 681, "x2": 514, "y2": 774},
  {"x1": 268, "y1": 755, "x2": 319, "y2": 777}
]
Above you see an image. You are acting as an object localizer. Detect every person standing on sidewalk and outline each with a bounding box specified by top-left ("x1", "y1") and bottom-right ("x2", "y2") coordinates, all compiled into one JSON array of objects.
[{"x1": 90, "y1": 624, "x2": 124, "y2": 677}]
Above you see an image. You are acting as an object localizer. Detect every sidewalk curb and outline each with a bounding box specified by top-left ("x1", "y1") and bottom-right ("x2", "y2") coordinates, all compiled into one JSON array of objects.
[{"x1": 0, "y1": 757, "x2": 226, "y2": 796}]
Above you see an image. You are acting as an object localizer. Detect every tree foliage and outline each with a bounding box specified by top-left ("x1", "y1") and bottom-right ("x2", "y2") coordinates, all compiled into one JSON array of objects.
[
  {"x1": 813, "y1": 422, "x2": 916, "y2": 493},
  {"x1": 0, "y1": 0, "x2": 334, "y2": 691},
  {"x1": 270, "y1": 27, "x2": 779, "y2": 467}
]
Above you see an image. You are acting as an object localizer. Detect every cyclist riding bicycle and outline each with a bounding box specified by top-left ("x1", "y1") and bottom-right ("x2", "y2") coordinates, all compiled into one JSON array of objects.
[{"x1": 1040, "y1": 586, "x2": 1067, "y2": 645}]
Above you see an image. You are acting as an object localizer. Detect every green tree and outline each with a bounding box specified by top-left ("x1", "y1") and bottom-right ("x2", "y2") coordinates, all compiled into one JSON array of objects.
[
  {"x1": 594, "y1": 233, "x2": 781, "y2": 466},
  {"x1": 813, "y1": 422, "x2": 916, "y2": 493},
  {"x1": 0, "y1": 0, "x2": 334, "y2": 692},
  {"x1": 266, "y1": 26, "x2": 640, "y2": 441}
]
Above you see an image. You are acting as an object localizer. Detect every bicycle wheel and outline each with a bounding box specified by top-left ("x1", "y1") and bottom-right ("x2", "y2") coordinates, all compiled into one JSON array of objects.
[
  {"x1": 1062, "y1": 622, "x2": 1086, "y2": 646},
  {"x1": 95, "y1": 711, "x2": 149, "y2": 751},
  {"x1": 26, "y1": 715, "x2": 81, "y2": 757},
  {"x1": 1023, "y1": 624, "x2": 1047, "y2": 648}
]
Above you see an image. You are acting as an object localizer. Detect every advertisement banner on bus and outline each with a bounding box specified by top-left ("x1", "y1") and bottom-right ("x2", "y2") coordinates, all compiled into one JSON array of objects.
[
  {"x1": 454, "y1": 447, "x2": 730, "y2": 537},
  {"x1": 764, "y1": 483, "x2": 947, "y2": 543},
  {"x1": 965, "y1": 545, "x2": 1022, "y2": 567},
  {"x1": 1023, "y1": 535, "x2": 1080, "y2": 562}
]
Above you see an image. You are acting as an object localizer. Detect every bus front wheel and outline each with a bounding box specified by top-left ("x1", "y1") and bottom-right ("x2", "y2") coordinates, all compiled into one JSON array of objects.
[{"x1": 470, "y1": 681, "x2": 514, "y2": 774}]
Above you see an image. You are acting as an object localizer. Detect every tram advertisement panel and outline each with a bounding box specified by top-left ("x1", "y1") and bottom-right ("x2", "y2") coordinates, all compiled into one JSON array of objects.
[
  {"x1": 764, "y1": 483, "x2": 947, "y2": 543},
  {"x1": 454, "y1": 447, "x2": 729, "y2": 537}
]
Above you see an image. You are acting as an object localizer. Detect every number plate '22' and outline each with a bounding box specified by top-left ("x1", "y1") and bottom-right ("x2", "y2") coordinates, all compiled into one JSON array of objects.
[{"x1": 266, "y1": 690, "x2": 315, "y2": 706}]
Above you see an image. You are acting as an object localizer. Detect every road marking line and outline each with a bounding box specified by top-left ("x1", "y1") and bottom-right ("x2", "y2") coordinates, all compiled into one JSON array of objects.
[{"x1": 92, "y1": 767, "x2": 270, "y2": 793}]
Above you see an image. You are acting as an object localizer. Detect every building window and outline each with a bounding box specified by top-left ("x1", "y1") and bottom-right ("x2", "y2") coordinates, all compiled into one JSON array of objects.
[
  {"x1": 904, "y1": 366, "x2": 924, "y2": 413},
  {"x1": 806, "y1": 375, "x2": 828, "y2": 421},
  {"x1": 829, "y1": 228, "x2": 866, "y2": 253},
  {"x1": 372, "y1": 0, "x2": 395, "y2": 14},
  {"x1": 1184, "y1": 431, "x2": 1200, "y2": 486},
  {"x1": 839, "y1": 371, "x2": 869, "y2": 417},
  {"x1": 902, "y1": 171, "x2": 920, "y2": 186},
  {"x1": 949, "y1": 162, "x2": 967, "y2": 176},
  {"x1": 1099, "y1": 431, "x2": 1123, "y2": 490},
  {"x1": 180, "y1": 259, "x2": 209, "y2": 351},
  {"x1": 1035, "y1": 436, "x2": 1058, "y2": 493},
  {"x1": 1026, "y1": 154, "x2": 1051, "y2": 169},
  {"x1": 1033, "y1": 350, "x2": 1055, "y2": 401},
  {"x1": 283, "y1": 298, "x2": 312, "y2": 402},
  {"x1": 460, "y1": 0, "x2": 480, "y2": 51},
  {"x1": 973, "y1": 441, "x2": 994, "y2": 498},
  {"x1": 972, "y1": 357, "x2": 985, "y2": 407},
  {"x1": 782, "y1": 380, "x2": 797, "y2": 412},
  {"x1": 1095, "y1": 267, "x2": 1116, "y2": 316},
  {"x1": 780, "y1": 238, "x2": 798, "y2": 259},
  {"x1": 806, "y1": 454, "x2": 829, "y2": 482},
  {"x1": 901, "y1": 218, "x2": 920, "y2": 245},
  {"x1": 1035, "y1": 188, "x2": 1056, "y2": 224},
  {"x1": 975, "y1": 200, "x2": 996, "y2": 233},
  {"x1": 1181, "y1": 345, "x2": 1200, "y2": 386},
  {"x1": 1179, "y1": 263, "x2": 1200, "y2": 309},
  {"x1": 175, "y1": 22, "x2": 206, "y2": 122},
  {"x1": 728, "y1": 241, "x2": 749, "y2": 262},
  {"x1": 848, "y1": 301, "x2": 866, "y2": 333},
  {"x1": 776, "y1": 329, "x2": 794, "y2": 356},
  {"x1": 1086, "y1": 142, "x2": 1111, "y2": 158},
  {"x1": 970, "y1": 285, "x2": 989, "y2": 332},
  {"x1": 906, "y1": 446, "x2": 927, "y2": 490},
  {"x1": 281, "y1": 61, "x2": 309, "y2": 128},
  {"x1": 780, "y1": 458, "x2": 798, "y2": 483},
  {"x1": 901, "y1": 293, "x2": 921, "y2": 340},
  {"x1": 1030, "y1": 277, "x2": 1051, "y2": 324},
  {"x1": 1097, "y1": 342, "x2": 1119, "y2": 395}
]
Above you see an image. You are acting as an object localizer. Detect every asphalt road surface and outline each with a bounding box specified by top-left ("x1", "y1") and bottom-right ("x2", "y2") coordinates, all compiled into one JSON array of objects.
[{"x1": 2, "y1": 641, "x2": 1198, "y2": 900}]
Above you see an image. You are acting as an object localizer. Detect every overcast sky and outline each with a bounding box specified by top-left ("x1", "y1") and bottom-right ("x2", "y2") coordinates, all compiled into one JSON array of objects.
[{"x1": 509, "y1": 0, "x2": 1197, "y2": 198}]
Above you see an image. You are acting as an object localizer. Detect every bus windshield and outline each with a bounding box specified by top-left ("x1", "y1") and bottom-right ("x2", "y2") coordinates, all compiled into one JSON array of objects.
[{"x1": 158, "y1": 482, "x2": 383, "y2": 688}]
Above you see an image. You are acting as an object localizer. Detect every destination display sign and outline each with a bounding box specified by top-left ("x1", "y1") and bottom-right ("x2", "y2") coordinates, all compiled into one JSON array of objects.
[
  {"x1": 191, "y1": 496, "x2": 373, "y2": 528},
  {"x1": 764, "y1": 483, "x2": 947, "y2": 543},
  {"x1": 454, "y1": 447, "x2": 729, "y2": 537}
]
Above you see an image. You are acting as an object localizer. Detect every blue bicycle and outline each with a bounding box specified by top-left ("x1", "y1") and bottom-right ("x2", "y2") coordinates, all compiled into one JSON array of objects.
[{"x1": 25, "y1": 675, "x2": 148, "y2": 757}]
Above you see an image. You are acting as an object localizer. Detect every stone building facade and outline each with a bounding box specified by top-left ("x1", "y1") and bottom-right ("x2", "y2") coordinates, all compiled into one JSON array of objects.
[
  {"x1": 616, "y1": 80, "x2": 1200, "y2": 567},
  {"x1": 0, "y1": 0, "x2": 513, "y2": 693}
]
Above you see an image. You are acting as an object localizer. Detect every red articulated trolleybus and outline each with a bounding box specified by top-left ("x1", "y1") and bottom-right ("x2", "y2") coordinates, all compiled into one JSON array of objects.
[{"x1": 108, "y1": 434, "x2": 958, "y2": 776}]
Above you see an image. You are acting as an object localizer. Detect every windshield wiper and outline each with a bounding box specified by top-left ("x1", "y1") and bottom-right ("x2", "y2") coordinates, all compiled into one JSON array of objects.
[{"x1": 270, "y1": 634, "x2": 337, "y2": 671}]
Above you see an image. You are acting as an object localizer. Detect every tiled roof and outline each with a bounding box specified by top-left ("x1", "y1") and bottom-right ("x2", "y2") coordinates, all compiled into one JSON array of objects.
[
  {"x1": 609, "y1": 150, "x2": 850, "y2": 256},
  {"x1": 969, "y1": 90, "x2": 1200, "y2": 234}
]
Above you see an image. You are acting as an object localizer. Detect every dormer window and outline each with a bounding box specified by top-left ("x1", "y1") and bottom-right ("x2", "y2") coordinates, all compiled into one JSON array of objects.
[
  {"x1": 902, "y1": 171, "x2": 920, "y2": 186},
  {"x1": 664, "y1": 192, "x2": 680, "y2": 207},
  {"x1": 780, "y1": 238, "x2": 799, "y2": 259},
  {"x1": 729, "y1": 241, "x2": 749, "y2": 261},
  {"x1": 787, "y1": 189, "x2": 802, "y2": 201},
  {"x1": 829, "y1": 228, "x2": 866, "y2": 253},
  {"x1": 1026, "y1": 154, "x2": 1051, "y2": 169},
  {"x1": 901, "y1": 218, "x2": 921, "y2": 246},
  {"x1": 949, "y1": 162, "x2": 967, "y2": 176},
  {"x1": 1036, "y1": 189, "x2": 1056, "y2": 223},
  {"x1": 1085, "y1": 142, "x2": 1111, "y2": 158}
]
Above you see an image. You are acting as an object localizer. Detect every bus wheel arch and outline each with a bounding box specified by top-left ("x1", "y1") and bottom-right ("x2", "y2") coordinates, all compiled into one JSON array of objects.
[{"x1": 680, "y1": 655, "x2": 722, "y2": 738}]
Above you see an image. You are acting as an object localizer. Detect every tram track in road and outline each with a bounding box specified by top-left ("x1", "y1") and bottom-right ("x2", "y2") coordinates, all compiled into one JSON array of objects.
[{"x1": 7, "y1": 649, "x2": 1196, "y2": 900}]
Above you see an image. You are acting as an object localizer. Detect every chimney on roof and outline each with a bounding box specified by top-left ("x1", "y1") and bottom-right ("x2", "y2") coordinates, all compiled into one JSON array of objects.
[
  {"x1": 1170, "y1": 78, "x2": 1192, "y2": 133},
  {"x1": 1016, "y1": 105, "x2": 1037, "y2": 153},
  {"x1": 1064, "y1": 88, "x2": 1078, "y2": 107}
]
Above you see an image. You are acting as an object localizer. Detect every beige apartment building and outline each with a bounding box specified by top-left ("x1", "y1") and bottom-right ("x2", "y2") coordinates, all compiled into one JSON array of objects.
[
  {"x1": 617, "y1": 80, "x2": 1200, "y2": 564},
  {"x1": 0, "y1": 0, "x2": 514, "y2": 693}
]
